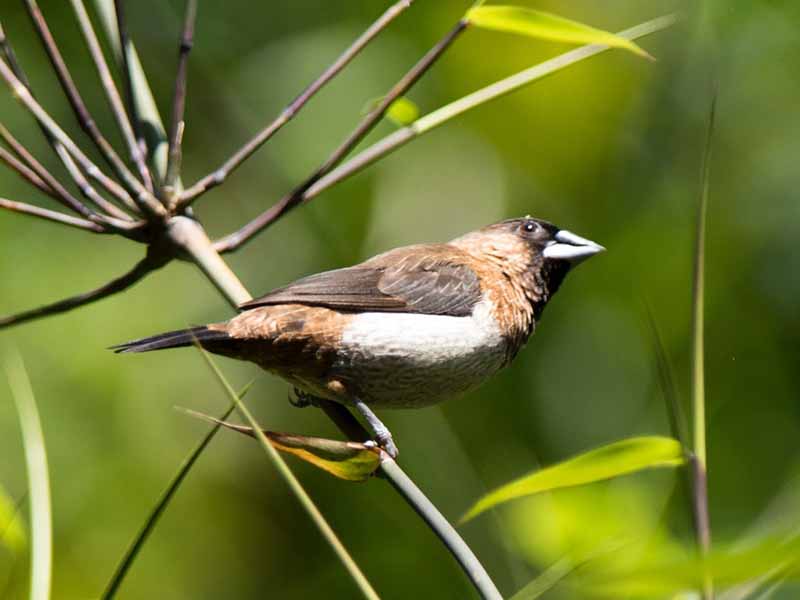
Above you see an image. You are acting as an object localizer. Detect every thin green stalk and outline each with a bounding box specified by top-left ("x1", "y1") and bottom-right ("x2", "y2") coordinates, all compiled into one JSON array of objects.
[
  {"x1": 198, "y1": 349, "x2": 380, "y2": 600},
  {"x1": 4, "y1": 350, "x2": 52, "y2": 600},
  {"x1": 305, "y1": 14, "x2": 677, "y2": 202},
  {"x1": 100, "y1": 383, "x2": 252, "y2": 599},
  {"x1": 691, "y1": 86, "x2": 717, "y2": 600}
]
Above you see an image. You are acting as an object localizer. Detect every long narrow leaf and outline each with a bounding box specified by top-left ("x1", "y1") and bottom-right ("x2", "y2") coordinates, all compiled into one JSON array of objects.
[
  {"x1": 465, "y1": 5, "x2": 653, "y2": 59},
  {"x1": 181, "y1": 409, "x2": 380, "y2": 482},
  {"x1": 101, "y1": 381, "x2": 254, "y2": 599},
  {"x1": 4, "y1": 351, "x2": 51, "y2": 600},
  {"x1": 462, "y1": 436, "x2": 685, "y2": 522},
  {"x1": 196, "y1": 348, "x2": 380, "y2": 600}
]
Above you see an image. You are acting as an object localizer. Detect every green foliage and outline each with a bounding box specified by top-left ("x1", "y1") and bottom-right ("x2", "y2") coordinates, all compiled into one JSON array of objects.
[
  {"x1": 465, "y1": 5, "x2": 653, "y2": 59},
  {"x1": 0, "y1": 487, "x2": 26, "y2": 554},
  {"x1": 462, "y1": 436, "x2": 685, "y2": 522},
  {"x1": 4, "y1": 352, "x2": 51, "y2": 600}
]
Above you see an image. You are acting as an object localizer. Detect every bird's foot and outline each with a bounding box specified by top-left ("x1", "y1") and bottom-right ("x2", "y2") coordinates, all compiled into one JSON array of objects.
[
  {"x1": 288, "y1": 388, "x2": 318, "y2": 408},
  {"x1": 352, "y1": 398, "x2": 399, "y2": 459}
]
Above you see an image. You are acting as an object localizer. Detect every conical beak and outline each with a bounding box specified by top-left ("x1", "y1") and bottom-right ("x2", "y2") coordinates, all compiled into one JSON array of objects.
[{"x1": 542, "y1": 229, "x2": 606, "y2": 265}]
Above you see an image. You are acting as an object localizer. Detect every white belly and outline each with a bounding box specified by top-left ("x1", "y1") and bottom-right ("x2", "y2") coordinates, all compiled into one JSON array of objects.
[{"x1": 333, "y1": 301, "x2": 508, "y2": 408}]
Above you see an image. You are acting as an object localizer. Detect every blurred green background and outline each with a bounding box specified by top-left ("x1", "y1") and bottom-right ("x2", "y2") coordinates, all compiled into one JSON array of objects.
[{"x1": 2, "y1": 0, "x2": 799, "y2": 598}]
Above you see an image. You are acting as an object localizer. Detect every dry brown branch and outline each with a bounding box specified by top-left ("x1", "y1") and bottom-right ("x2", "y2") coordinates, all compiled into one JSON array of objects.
[
  {"x1": 23, "y1": 0, "x2": 163, "y2": 217},
  {"x1": 213, "y1": 19, "x2": 468, "y2": 253},
  {"x1": 69, "y1": 0, "x2": 154, "y2": 193},
  {"x1": 0, "y1": 196, "x2": 105, "y2": 233},
  {"x1": 0, "y1": 253, "x2": 165, "y2": 330},
  {"x1": 177, "y1": 0, "x2": 415, "y2": 206}
]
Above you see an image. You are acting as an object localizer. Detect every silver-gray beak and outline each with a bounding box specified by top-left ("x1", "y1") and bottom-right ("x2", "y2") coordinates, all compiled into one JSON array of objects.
[{"x1": 542, "y1": 229, "x2": 606, "y2": 264}]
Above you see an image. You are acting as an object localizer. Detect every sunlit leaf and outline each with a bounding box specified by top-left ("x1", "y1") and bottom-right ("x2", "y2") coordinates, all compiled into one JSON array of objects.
[
  {"x1": 465, "y1": 6, "x2": 654, "y2": 60},
  {"x1": 0, "y1": 487, "x2": 26, "y2": 553},
  {"x1": 578, "y1": 534, "x2": 800, "y2": 597},
  {"x1": 183, "y1": 409, "x2": 381, "y2": 482},
  {"x1": 386, "y1": 97, "x2": 419, "y2": 126},
  {"x1": 462, "y1": 436, "x2": 685, "y2": 522}
]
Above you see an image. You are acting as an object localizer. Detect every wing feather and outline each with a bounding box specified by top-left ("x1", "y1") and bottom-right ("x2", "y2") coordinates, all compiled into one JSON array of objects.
[{"x1": 239, "y1": 245, "x2": 482, "y2": 316}]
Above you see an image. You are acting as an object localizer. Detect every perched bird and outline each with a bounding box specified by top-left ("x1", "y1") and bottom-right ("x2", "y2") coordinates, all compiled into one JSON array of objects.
[{"x1": 114, "y1": 217, "x2": 604, "y2": 457}]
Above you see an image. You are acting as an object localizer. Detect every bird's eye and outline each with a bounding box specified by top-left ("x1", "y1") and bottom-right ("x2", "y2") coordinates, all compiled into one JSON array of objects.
[{"x1": 523, "y1": 221, "x2": 537, "y2": 233}]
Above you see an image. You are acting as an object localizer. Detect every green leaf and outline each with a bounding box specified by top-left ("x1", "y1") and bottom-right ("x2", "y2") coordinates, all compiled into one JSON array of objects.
[
  {"x1": 0, "y1": 487, "x2": 26, "y2": 553},
  {"x1": 182, "y1": 409, "x2": 381, "y2": 482},
  {"x1": 386, "y1": 97, "x2": 419, "y2": 126},
  {"x1": 101, "y1": 381, "x2": 254, "y2": 600},
  {"x1": 577, "y1": 534, "x2": 800, "y2": 597},
  {"x1": 461, "y1": 436, "x2": 685, "y2": 522},
  {"x1": 4, "y1": 351, "x2": 51, "y2": 600},
  {"x1": 465, "y1": 6, "x2": 654, "y2": 60}
]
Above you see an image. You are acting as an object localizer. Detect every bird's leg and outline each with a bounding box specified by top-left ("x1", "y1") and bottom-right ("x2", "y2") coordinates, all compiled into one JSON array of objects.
[
  {"x1": 288, "y1": 387, "x2": 318, "y2": 408},
  {"x1": 352, "y1": 398, "x2": 399, "y2": 459}
]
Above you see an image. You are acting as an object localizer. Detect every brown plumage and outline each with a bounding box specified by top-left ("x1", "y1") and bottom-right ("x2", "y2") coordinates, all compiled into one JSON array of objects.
[{"x1": 113, "y1": 217, "x2": 604, "y2": 456}]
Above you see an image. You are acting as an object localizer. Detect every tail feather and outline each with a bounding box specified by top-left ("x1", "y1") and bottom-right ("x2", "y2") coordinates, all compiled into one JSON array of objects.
[{"x1": 111, "y1": 326, "x2": 229, "y2": 353}]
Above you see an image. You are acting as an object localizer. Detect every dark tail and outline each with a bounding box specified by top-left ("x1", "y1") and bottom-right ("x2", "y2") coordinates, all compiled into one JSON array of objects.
[{"x1": 111, "y1": 326, "x2": 230, "y2": 354}]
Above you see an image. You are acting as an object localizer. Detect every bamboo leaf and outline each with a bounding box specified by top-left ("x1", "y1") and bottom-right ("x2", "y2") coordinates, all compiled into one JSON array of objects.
[
  {"x1": 182, "y1": 409, "x2": 381, "y2": 482},
  {"x1": 0, "y1": 487, "x2": 26, "y2": 553},
  {"x1": 101, "y1": 381, "x2": 254, "y2": 600},
  {"x1": 462, "y1": 436, "x2": 685, "y2": 522},
  {"x1": 465, "y1": 5, "x2": 654, "y2": 60},
  {"x1": 3, "y1": 351, "x2": 51, "y2": 600}
]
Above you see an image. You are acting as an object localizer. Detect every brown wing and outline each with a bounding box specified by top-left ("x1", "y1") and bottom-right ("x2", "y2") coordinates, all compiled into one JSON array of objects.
[{"x1": 239, "y1": 245, "x2": 482, "y2": 317}]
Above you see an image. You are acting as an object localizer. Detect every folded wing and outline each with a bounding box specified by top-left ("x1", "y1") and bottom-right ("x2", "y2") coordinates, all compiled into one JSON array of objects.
[{"x1": 239, "y1": 245, "x2": 482, "y2": 317}]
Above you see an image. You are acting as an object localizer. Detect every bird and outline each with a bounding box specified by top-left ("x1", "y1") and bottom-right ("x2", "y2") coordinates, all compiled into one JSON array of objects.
[{"x1": 113, "y1": 216, "x2": 604, "y2": 457}]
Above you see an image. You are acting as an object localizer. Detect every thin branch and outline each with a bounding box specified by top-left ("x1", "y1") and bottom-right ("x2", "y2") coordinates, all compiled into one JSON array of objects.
[
  {"x1": 215, "y1": 19, "x2": 468, "y2": 253},
  {"x1": 0, "y1": 24, "x2": 138, "y2": 219},
  {"x1": 303, "y1": 14, "x2": 678, "y2": 203},
  {"x1": 0, "y1": 254, "x2": 163, "y2": 330},
  {"x1": 69, "y1": 0, "x2": 154, "y2": 193},
  {"x1": 113, "y1": 0, "x2": 149, "y2": 172},
  {"x1": 0, "y1": 124, "x2": 139, "y2": 233},
  {"x1": 316, "y1": 398, "x2": 502, "y2": 600},
  {"x1": 178, "y1": 0, "x2": 414, "y2": 207},
  {"x1": 0, "y1": 58, "x2": 147, "y2": 224},
  {"x1": 23, "y1": 0, "x2": 165, "y2": 217},
  {"x1": 0, "y1": 197, "x2": 104, "y2": 233},
  {"x1": 0, "y1": 145, "x2": 53, "y2": 198},
  {"x1": 164, "y1": 0, "x2": 197, "y2": 196}
]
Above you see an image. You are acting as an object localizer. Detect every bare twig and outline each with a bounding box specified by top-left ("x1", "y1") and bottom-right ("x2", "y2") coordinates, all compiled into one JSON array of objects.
[
  {"x1": 0, "y1": 124, "x2": 139, "y2": 233},
  {"x1": 303, "y1": 14, "x2": 678, "y2": 203},
  {"x1": 0, "y1": 58, "x2": 148, "y2": 224},
  {"x1": 214, "y1": 19, "x2": 468, "y2": 253},
  {"x1": 164, "y1": 0, "x2": 197, "y2": 196},
  {"x1": 178, "y1": 0, "x2": 414, "y2": 207},
  {"x1": 0, "y1": 254, "x2": 165, "y2": 330},
  {"x1": 112, "y1": 0, "x2": 150, "y2": 170},
  {"x1": 0, "y1": 197, "x2": 104, "y2": 233},
  {"x1": 69, "y1": 0, "x2": 154, "y2": 193},
  {"x1": 23, "y1": 0, "x2": 165, "y2": 217},
  {"x1": 0, "y1": 24, "x2": 138, "y2": 219},
  {"x1": 0, "y1": 145, "x2": 53, "y2": 198}
]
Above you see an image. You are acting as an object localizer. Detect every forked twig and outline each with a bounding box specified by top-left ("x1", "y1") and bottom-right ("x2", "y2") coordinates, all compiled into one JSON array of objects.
[
  {"x1": 0, "y1": 254, "x2": 166, "y2": 330},
  {"x1": 23, "y1": 0, "x2": 164, "y2": 217},
  {"x1": 69, "y1": 0, "x2": 154, "y2": 193},
  {"x1": 214, "y1": 19, "x2": 468, "y2": 252},
  {"x1": 0, "y1": 25, "x2": 138, "y2": 219},
  {"x1": 0, "y1": 58, "x2": 148, "y2": 223},
  {"x1": 177, "y1": 0, "x2": 415, "y2": 206},
  {"x1": 164, "y1": 0, "x2": 197, "y2": 195}
]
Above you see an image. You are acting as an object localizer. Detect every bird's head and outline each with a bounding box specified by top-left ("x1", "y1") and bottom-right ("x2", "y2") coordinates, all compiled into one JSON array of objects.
[{"x1": 451, "y1": 216, "x2": 605, "y2": 318}]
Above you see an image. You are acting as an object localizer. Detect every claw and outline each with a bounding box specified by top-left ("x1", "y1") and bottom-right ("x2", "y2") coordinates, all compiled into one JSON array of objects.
[{"x1": 288, "y1": 388, "x2": 315, "y2": 408}]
